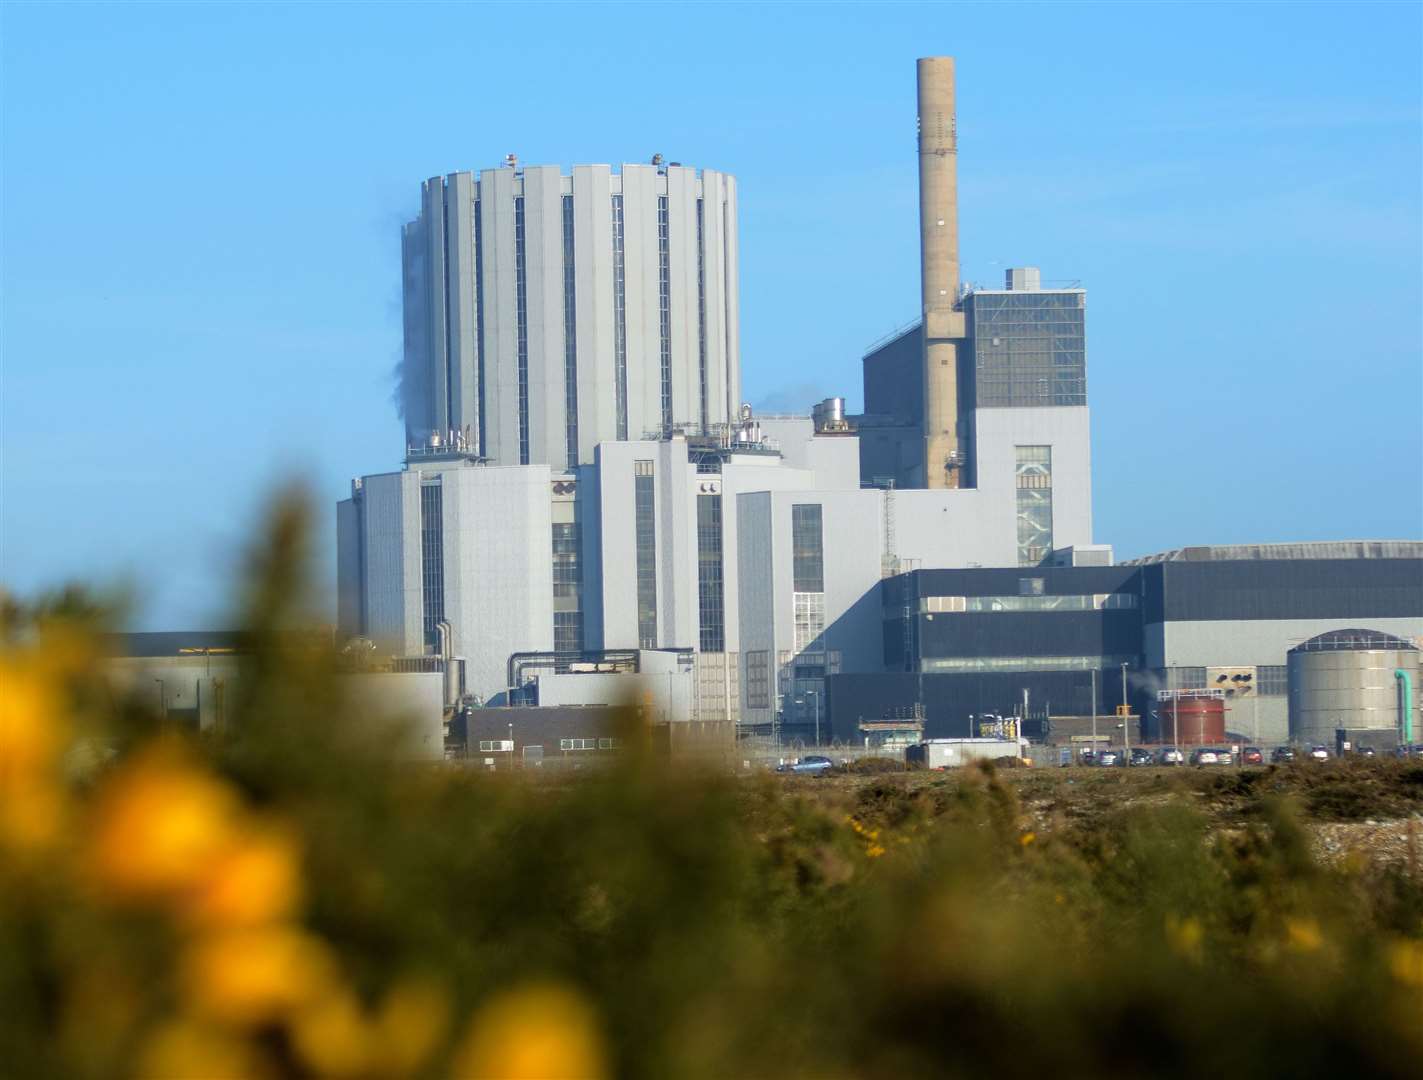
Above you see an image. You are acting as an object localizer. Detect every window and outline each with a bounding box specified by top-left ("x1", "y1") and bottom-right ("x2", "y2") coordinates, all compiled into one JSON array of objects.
[
  {"x1": 635, "y1": 461, "x2": 657, "y2": 648},
  {"x1": 611, "y1": 194, "x2": 628, "y2": 439},
  {"x1": 559, "y1": 738, "x2": 598, "y2": 751},
  {"x1": 1019, "y1": 577, "x2": 1046, "y2": 596},
  {"x1": 1258, "y1": 665, "x2": 1288, "y2": 696},
  {"x1": 1166, "y1": 667, "x2": 1207, "y2": 690},
  {"x1": 478, "y1": 739, "x2": 513, "y2": 752},
  {"x1": 791, "y1": 504, "x2": 824, "y2": 592},
  {"x1": 420, "y1": 483, "x2": 444, "y2": 648},
  {"x1": 923, "y1": 655, "x2": 1137, "y2": 674},
  {"x1": 597, "y1": 737, "x2": 624, "y2": 750},
  {"x1": 1015, "y1": 446, "x2": 1053, "y2": 566},
  {"x1": 657, "y1": 194, "x2": 672, "y2": 430},
  {"x1": 696, "y1": 197, "x2": 708, "y2": 431},
  {"x1": 745, "y1": 650, "x2": 771, "y2": 709},
  {"x1": 921, "y1": 593, "x2": 1138, "y2": 613},
  {"x1": 793, "y1": 592, "x2": 825, "y2": 655},
  {"x1": 552, "y1": 521, "x2": 583, "y2": 650},
  {"x1": 697, "y1": 494, "x2": 725, "y2": 652},
  {"x1": 562, "y1": 194, "x2": 578, "y2": 467},
  {"x1": 515, "y1": 196, "x2": 530, "y2": 463},
  {"x1": 473, "y1": 199, "x2": 486, "y2": 455},
  {"x1": 969, "y1": 291, "x2": 1086, "y2": 408}
]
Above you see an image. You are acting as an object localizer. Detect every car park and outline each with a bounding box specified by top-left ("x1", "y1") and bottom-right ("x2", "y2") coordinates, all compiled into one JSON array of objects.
[
  {"x1": 1242, "y1": 747, "x2": 1264, "y2": 765},
  {"x1": 1157, "y1": 746, "x2": 1184, "y2": 766},
  {"x1": 1189, "y1": 748, "x2": 1220, "y2": 766},
  {"x1": 1271, "y1": 747, "x2": 1296, "y2": 763}
]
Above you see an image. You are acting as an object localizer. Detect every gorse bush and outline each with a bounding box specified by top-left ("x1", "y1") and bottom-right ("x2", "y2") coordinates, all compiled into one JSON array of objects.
[{"x1": 3, "y1": 491, "x2": 1422, "y2": 1078}]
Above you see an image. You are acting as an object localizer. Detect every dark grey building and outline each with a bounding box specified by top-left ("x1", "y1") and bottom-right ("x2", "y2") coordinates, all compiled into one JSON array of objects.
[
  {"x1": 856, "y1": 268, "x2": 1088, "y2": 491},
  {"x1": 826, "y1": 543, "x2": 1423, "y2": 745}
]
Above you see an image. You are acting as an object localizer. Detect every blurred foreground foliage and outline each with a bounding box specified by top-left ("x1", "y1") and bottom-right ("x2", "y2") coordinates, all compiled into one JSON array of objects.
[{"x1": 3, "y1": 491, "x2": 1423, "y2": 1078}]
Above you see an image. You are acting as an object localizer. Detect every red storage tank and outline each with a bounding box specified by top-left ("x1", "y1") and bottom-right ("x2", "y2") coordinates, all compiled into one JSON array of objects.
[{"x1": 1159, "y1": 696, "x2": 1226, "y2": 745}]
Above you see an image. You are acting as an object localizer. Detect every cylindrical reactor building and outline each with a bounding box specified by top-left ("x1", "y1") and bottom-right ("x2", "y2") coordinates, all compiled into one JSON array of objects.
[
  {"x1": 1288, "y1": 629, "x2": 1421, "y2": 745},
  {"x1": 400, "y1": 163, "x2": 740, "y2": 470}
]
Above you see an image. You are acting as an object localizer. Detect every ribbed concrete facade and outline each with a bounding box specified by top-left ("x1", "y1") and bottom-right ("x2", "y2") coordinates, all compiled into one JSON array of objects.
[{"x1": 400, "y1": 164, "x2": 739, "y2": 468}]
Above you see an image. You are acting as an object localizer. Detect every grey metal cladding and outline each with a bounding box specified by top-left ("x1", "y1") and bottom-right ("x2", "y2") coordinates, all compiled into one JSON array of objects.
[{"x1": 1146, "y1": 559, "x2": 1423, "y2": 623}]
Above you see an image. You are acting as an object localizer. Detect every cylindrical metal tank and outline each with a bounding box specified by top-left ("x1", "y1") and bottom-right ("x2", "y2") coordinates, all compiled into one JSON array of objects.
[
  {"x1": 1159, "y1": 695, "x2": 1226, "y2": 746},
  {"x1": 1288, "y1": 629, "x2": 1421, "y2": 746}
]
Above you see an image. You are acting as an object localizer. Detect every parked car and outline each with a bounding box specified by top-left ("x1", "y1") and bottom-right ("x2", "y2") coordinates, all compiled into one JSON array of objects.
[
  {"x1": 1215, "y1": 748, "x2": 1234, "y2": 766},
  {"x1": 1127, "y1": 748, "x2": 1155, "y2": 767},
  {"x1": 1157, "y1": 746, "x2": 1185, "y2": 766},
  {"x1": 1307, "y1": 745, "x2": 1330, "y2": 761},
  {"x1": 1356, "y1": 746, "x2": 1376, "y2": 758},
  {"x1": 1095, "y1": 749, "x2": 1122, "y2": 767},
  {"x1": 1189, "y1": 748, "x2": 1220, "y2": 766},
  {"x1": 778, "y1": 754, "x2": 834, "y2": 775},
  {"x1": 1271, "y1": 746, "x2": 1297, "y2": 763},
  {"x1": 1242, "y1": 747, "x2": 1264, "y2": 765}
]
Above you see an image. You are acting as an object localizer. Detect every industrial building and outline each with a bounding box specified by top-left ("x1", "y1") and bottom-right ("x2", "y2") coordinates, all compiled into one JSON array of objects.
[
  {"x1": 399, "y1": 161, "x2": 739, "y2": 468},
  {"x1": 826, "y1": 542, "x2": 1423, "y2": 745},
  {"x1": 337, "y1": 58, "x2": 1419, "y2": 752}
]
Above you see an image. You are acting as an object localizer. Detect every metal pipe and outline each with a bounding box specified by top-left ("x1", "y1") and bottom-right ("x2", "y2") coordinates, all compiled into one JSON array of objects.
[
  {"x1": 917, "y1": 57, "x2": 965, "y2": 489},
  {"x1": 1397, "y1": 668, "x2": 1415, "y2": 744}
]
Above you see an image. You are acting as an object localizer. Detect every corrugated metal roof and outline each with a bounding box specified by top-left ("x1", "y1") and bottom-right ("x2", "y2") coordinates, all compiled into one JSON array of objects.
[{"x1": 1123, "y1": 541, "x2": 1423, "y2": 565}]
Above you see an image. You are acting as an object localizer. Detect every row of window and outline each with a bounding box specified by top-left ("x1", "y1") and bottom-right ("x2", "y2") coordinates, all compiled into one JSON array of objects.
[
  {"x1": 419, "y1": 483, "x2": 444, "y2": 648},
  {"x1": 922, "y1": 654, "x2": 1138, "y2": 674},
  {"x1": 920, "y1": 593, "x2": 1139, "y2": 614},
  {"x1": 560, "y1": 737, "x2": 623, "y2": 751},
  {"x1": 611, "y1": 194, "x2": 629, "y2": 439},
  {"x1": 634, "y1": 461, "x2": 658, "y2": 648},
  {"x1": 478, "y1": 737, "x2": 624, "y2": 752},
  {"x1": 514, "y1": 197, "x2": 530, "y2": 464},
  {"x1": 657, "y1": 195, "x2": 673, "y2": 430},
  {"x1": 1015, "y1": 446, "x2": 1053, "y2": 567},
  {"x1": 697, "y1": 494, "x2": 725, "y2": 652},
  {"x1": 561, "y1": 195, "x2": 579, "y2": 468}
]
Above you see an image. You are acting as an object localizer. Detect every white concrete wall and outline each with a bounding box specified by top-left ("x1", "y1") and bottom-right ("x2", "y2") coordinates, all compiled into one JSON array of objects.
[
  {"x1": 440, "y1": 463, "x2": 554, "y2": 700},
  {"x1": 340, "y1": 672, "x2": 446, "y2": 761},
  {"x1": 1145, "y1": 617, "x2": 1423, "y2": 669},
  {"x1": 361, "y1": 471, "x2": 422, "y2": 655}
]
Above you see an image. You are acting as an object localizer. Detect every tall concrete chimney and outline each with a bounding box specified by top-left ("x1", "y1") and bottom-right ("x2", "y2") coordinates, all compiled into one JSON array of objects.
[{"x1": 917, "y1": 57, "x2": 965, "y2": 489}]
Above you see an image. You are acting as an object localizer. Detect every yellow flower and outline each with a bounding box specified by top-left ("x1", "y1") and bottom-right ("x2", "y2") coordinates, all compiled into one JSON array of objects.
[
  {"x1": 371, "y1": 976, "x2": 451, "y2": 1076},
  {"x1": 291, "y1": 987, "x2": 372, "y2": 1077},
  {"x1": 1387, "y1": 939, "x2": 1423, "y2": 987},
  {"x1": 0, "y1": 658, "x2": 67, "y2": 852},
  {"x1": 866, "y1": 843, "x2": 886, "y2": 858},
  {"x1": 135, "y1": 1016, "x2": 270, "y2": 1079},
  {"x1": 89, "y1": 752, "x2": 240, "y2": 903},
  {"x1": 450, "y1": 982, "x2": 607, "y2": 1080},
  {"x1": 1019, "y1": 831, "x2": 1037, "y2": 847},
  {"x1": 1286, "y1": 918, "x2": 1324, "y2": 953},
  {"x1": 182, "y1": 827, "x2": 303, "y2": 930},
  {"x1": 182, "y1": 926, "x2": 335, "y2": 1027}
]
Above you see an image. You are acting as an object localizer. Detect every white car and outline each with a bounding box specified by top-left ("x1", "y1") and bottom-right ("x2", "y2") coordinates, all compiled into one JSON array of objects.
[
  {"x1": 1189, "y1": 748, "x2": 1219, "y2": 766},
  {"x1": 1308, "y1": 745, "x2": 1330, "y2": 761}
]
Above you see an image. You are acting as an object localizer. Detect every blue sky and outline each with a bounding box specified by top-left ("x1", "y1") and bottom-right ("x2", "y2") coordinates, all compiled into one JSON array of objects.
[{"x1": 3, "y1": 1, "x2": 1420, "y2": 629}]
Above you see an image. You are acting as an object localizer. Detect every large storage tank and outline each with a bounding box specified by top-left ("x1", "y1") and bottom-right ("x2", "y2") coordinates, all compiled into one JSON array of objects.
[
  {"x1": 1157, "y1": 692, "x2": 1227, "y2": 745},
  {"x1": 1288, "y1": 629, "x2": 1421, "y2": 746}
]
